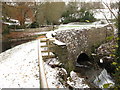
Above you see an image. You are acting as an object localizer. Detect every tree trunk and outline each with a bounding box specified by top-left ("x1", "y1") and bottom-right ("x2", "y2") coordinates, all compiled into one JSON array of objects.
[{"x1": 20, "y1": 19, "x2": 25, "y2": 28}]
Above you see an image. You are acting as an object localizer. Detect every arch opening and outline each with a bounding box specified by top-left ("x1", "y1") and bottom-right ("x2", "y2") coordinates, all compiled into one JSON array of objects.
[{"x1": 77, "y1": 53, "x2": 90, "y2": 64}]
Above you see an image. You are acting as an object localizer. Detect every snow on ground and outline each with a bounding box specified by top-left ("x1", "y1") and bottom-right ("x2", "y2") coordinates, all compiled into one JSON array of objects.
[
  {"x1": 67, "y1": 71, "x2": 89, "y2": 88},
  {"x1": 44, "y1": 61, "x2": 66, "y2": 88},
  {"x1": 34, "y1": 32, "x2": 48, "y2": 35},
  {"x1": 0, "y1": 39, "x2": 66, "y2": 88},
  {"x1": 94, "y1": 69, "x2": 114, "y2": 88},
  {"x1": 46, "y1": 31, "x2": 66, "y2": 46},
  {"x1": 56, "y1": 23, "x2": 108, "y2": 31},
  {"x1": 94, "y1": 9, "x2": 118, "y2": 20},
  {"x1": 41, "y1": 52, "x2": 54, "y2": 56},
  {"x1": 3, "y1": 22, "x2": 19, "y2": 26},
  {"x1": 0, "y1": 40, "x2": 39, "y2": 88}
]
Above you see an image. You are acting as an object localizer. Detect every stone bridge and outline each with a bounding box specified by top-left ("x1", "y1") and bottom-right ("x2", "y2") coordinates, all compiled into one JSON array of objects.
[{"x1": 53, "y1": 24, "x2": 114, "y2": 72}]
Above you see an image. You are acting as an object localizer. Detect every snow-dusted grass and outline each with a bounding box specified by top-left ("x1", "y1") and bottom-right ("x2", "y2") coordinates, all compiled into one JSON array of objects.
[{"x1": 55, "y1": 22, "x2": 109, "y2": 31}]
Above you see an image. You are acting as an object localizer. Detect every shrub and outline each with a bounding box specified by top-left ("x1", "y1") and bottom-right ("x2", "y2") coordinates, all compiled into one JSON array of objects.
[
  {"x1": 30, "y1": 21, "x2": 39, "y2": 28},
  {"x1": 61, "y1": 8, "x2": 96, "y2": 24},
  {"x1": 2, "y1": 25, "x2": 10, "y2": 35},
  {"x1": 79, "y1": 11, "x2": 96, "y2": 22}
]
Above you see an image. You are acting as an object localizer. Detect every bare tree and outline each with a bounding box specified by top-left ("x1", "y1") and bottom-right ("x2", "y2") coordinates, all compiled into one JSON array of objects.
[
  {"x1": 2, "y1": 2, "x2": 34, "y2": 28},
  {"x1": 45, "y1": 2, "x2": 65, "y2": 25},
  {"x1": 35, "y1": 2, "x2": 65, "y2": 26}
]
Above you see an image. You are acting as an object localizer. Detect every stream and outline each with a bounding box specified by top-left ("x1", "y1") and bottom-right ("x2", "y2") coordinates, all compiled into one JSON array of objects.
[{"x1": 50, "y1": 42, "x2": 115, "y2": 88}]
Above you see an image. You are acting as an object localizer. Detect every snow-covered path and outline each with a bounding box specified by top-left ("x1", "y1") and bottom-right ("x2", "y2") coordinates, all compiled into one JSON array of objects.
[
  {"x1": 0, "y1": 40, "x2": 40, "y2": 88},
  {"x1": 0, "y1": 38, "x2": 66, "y2": 88}
]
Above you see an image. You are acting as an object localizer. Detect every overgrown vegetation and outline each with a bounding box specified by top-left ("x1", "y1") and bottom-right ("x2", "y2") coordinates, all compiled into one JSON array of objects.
[
  {"x1": 2, "y1": 24, "x2": 9, "y2": 34},
  {"x1": 61, "y1": 2, "x2": 96, "y2": 24},
  {"x1": 29, "y1": 21, "x2": 39, "y2": 28},
  {"x1": 114, "y1": 2, "x2": 120, "y2": 88},
  {"x1": 102, "y1": 1, "x2": 120, "y2": 88}
]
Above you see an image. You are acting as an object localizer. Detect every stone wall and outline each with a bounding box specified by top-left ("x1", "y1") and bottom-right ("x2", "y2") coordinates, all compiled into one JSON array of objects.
[{"x1": 55, "y1": 24, "x2": 114, "y2": 62}]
